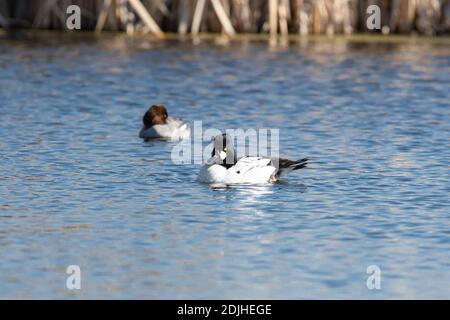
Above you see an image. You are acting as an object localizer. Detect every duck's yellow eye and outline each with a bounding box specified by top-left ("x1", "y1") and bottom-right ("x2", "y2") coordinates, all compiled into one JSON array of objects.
[{"x1": 224, "y1": 147, "x2": 228, "y2": 152}]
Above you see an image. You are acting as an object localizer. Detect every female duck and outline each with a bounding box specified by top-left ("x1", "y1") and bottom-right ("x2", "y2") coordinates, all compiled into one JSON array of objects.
[
  {"x1": 139, "y1": 104, "x2": 190, "y2": 140},
  {"x1": 198, "y1": 134, "x2": 308, "y2": 184}
]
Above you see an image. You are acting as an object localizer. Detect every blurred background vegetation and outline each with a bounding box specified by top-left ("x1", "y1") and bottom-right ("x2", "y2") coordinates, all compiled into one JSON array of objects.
[{"x1": 0, "y1": 0, "x2": 449, "y2": 36}]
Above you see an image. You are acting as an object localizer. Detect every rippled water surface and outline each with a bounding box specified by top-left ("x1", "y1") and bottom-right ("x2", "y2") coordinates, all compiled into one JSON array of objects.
[{"x1": 0, "y1": 33, "x2": 449, "y2": 299}]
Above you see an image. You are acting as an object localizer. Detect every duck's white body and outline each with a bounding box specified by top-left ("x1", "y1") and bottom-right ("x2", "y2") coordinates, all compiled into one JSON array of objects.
[
  {"x1": 139, "y1": 117, "x2": 190, "y2": 140},
  {"x1": 198, "y1": 156, "x2": 277, "y2": 184},
  {"x1": 199, "y1": 134, "x2": 308, "y2": 185}
]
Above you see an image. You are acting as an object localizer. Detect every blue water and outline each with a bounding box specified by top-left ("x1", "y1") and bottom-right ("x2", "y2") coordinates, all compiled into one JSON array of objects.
[{"x1": 0, "y1": 33, "x2": 449, "y2": 299}]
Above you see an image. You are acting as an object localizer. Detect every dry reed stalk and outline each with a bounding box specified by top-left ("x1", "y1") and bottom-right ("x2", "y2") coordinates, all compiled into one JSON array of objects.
[
  {"x1": 211, "y1": 0, "x2": 235, "y2": 35},
  {"x1": 297, "y1": 0, "x2": 311, "y2": 35},
  {"x1": 95, "y1": 0, "x2": 112, "y2": 32},
  {"x1": 232, "y1": 0, "x2": 252, "y2": 32},
  {"x1": 192, "y1": 0, "x2": 206, "y2": 35},
  {"x1": 269, "y1": 0, "x2": 278, "y2": 36},
  {"x1": 178, "y1": 0, "x2": 192, "y2": 34},
  {"x1": 127, "y1": 0, "x2": 164, "y2": 37},
  {"x1": 190, "y1": 0, "x2": 235, "y2": 35},
  {"x1": 278, "y1": 0, "x2": 289, "y2": 35}
]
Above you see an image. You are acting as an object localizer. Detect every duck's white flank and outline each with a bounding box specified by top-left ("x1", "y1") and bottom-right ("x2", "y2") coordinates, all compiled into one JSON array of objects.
[{"x1": 198, "y1": 156, "x2": 277, "y2": 184}]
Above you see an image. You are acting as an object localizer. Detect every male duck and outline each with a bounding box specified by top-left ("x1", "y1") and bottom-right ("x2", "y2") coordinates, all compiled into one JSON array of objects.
[
  {"x1": 139, "y1": 104, "x2": 190, "y2": 140},
  {"x1": 198, "y1": 134, "x2": 308, "y2": 184}
]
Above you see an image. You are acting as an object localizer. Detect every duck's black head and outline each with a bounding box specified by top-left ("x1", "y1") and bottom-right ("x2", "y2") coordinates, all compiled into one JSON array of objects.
[
  {"x1": 211, "y1": 133, "x2": 237, "y2": 168},
  {"x1": 143, "y1": 104, "x2": 168, "y2": 128}
]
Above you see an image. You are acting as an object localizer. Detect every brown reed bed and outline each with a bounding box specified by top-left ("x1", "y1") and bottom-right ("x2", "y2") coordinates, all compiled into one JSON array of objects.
[{"x1": 0, "y1": 0, "x2": 449, "y2": 37}]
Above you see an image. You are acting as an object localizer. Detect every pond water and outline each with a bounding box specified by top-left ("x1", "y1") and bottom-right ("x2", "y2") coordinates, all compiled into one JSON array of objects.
[{"x1": 0, "y1": 33, "x2": 449, "y2": 299}]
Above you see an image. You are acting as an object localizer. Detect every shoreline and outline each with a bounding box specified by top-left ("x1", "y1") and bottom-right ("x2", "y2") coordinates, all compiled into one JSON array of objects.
[{"x1": 2, "y1": 28, "x2": 450, "y2": 45}]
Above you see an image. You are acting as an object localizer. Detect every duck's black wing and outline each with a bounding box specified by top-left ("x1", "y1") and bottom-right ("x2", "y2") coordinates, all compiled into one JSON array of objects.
[{"x1": 272, "y1": 157, "x2": 308, "y2": 177}]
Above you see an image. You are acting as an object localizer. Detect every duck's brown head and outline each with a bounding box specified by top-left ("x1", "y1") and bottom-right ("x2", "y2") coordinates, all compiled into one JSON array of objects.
[{"x1": 143, "y1": 104, "x2": 168, "y2": 128}]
